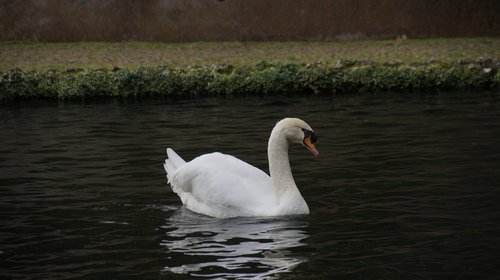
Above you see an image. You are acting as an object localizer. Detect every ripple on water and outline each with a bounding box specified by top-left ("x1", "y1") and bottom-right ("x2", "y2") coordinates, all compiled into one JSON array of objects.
[
  {"x1": 160, "y1": 209, "x2": 309, "y2": 279},
  {"x1": 1, "y1": 92, "x2": 500, "y2": 279}
]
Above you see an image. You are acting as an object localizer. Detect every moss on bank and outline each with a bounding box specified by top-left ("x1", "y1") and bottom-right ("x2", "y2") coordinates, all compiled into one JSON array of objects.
[{"x1": 1, "y1": 60, "x2": 498, "y2": 100}]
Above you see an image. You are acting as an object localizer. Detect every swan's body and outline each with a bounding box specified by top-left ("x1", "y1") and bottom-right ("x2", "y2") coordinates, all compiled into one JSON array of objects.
[{"x1": 163, "y1": 118, "x2": 318, "y2": 218}]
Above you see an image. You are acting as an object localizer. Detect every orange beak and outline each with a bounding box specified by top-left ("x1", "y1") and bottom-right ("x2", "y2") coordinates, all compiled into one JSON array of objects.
[{"x1": 304, "y1": 136, "x2": 319, "y2": 157}]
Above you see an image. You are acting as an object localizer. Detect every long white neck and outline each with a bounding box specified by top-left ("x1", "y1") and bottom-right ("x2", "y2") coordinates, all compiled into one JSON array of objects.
[
  {"x1": 267, "y1": 126, "x2": 301, "y2": 203},
  {"x1": 266, "y1": 118, "x2": 310, "y2": 214}
]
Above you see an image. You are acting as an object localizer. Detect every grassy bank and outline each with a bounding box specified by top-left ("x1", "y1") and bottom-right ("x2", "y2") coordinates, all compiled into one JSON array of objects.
[
  {"x1": 2, "y1": 39, "x2": 499, "y2": 71},
  {"x1": 1, "y1": 39, "x2": 499, "y2": 99},
  {"x1": 1, "y1": 61, "x2": 498, "y2": 100}
]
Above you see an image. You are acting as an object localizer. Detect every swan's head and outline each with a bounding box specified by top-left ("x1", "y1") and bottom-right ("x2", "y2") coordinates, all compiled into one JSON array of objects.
[{"x1": 273, "y1": 118, "x2": 319, "y2": 157}]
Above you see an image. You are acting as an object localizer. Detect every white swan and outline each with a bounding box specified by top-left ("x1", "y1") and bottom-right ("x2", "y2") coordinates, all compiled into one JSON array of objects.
[{"x1": 163, "y1": 118, "x2": 319, "y2": 218}]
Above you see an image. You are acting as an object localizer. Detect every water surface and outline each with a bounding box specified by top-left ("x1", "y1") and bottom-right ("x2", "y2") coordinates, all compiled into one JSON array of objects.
[{"x1": 1, "y1": 91, "x2": 500, "y2": 279}]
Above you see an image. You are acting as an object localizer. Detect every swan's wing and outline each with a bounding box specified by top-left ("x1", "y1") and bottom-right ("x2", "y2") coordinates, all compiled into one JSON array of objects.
[
  {"x1": 170, "y1": 152, "x2": 276, "y2": 217},
  {"x1": 164, "y1": 148, "x2": 186, "y2": 183}
]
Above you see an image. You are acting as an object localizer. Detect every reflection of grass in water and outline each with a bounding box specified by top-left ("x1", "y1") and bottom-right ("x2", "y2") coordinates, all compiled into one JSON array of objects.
[{"x1": 1, "y1": 38, "x2": 499, "y2": 71}]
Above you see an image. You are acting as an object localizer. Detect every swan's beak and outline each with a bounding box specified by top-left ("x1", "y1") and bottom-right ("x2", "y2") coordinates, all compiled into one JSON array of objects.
[{"x1": 304, "y1": 136, "x2": 319, "y2": 157}]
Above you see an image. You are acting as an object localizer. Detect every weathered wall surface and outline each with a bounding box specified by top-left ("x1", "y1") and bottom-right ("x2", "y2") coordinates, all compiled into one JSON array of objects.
[{"x1": 1, "y1": 0, "x2": 499, "y2": 42}]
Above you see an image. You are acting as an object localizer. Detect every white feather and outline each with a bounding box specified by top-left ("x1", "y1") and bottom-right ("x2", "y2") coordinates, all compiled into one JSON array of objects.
[{"x1": 163, "y1": 118, "x2": 316, "y2": 218}]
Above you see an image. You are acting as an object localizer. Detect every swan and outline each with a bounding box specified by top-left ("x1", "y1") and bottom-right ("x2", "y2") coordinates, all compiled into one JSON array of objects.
[{"x1": 163, "y1": 118, "x2": 319, "y2": 218}]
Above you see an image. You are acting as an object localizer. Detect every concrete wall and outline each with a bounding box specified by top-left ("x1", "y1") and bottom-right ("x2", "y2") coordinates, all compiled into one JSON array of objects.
[{"x1": 1, "y1": 0, "x2": 499, "y2": 42}]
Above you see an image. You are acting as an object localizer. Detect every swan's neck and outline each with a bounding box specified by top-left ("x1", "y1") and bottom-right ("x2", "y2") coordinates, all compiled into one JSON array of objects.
[{"x1": 267, "y1": 131, "x2": 300, "y2": 202}]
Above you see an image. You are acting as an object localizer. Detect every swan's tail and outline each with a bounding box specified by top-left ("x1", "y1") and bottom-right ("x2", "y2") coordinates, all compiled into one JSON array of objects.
[{"x1": 163, "y1": 148, "x2": 186, "y2": 184}]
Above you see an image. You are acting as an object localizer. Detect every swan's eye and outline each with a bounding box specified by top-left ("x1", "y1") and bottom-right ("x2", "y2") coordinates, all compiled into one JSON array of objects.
[
  {"x1": 311, "y1": 132, "x2": 317, "y2": 143},
  {"x1": 302, "y1": 128, "x2": 317, "y2": 143}
]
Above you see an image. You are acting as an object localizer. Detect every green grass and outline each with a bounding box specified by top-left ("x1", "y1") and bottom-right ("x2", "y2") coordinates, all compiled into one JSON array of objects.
[
  {"x1": 1, "y1": 38, "x2": 498, "y2": 100},
  {"x1": 1, "y1": 38, "x2": 499, "y2": 71},
  {"x1": 1, "y1": 61, "x2": 498, "y2": 100}
]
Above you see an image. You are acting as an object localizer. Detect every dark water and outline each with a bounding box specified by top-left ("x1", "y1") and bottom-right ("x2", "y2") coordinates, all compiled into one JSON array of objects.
[{"x1": 1, "y1": 91, "x2": 500, "y2": 279}]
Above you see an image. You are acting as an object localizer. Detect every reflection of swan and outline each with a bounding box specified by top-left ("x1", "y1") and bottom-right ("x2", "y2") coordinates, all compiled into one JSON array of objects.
[
  {"x1": 161, "y1": 208, "x2": 309, "y2": 279},
  {"x1": 163, "y1": 118, "x2": 319, "y2": 218}
]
